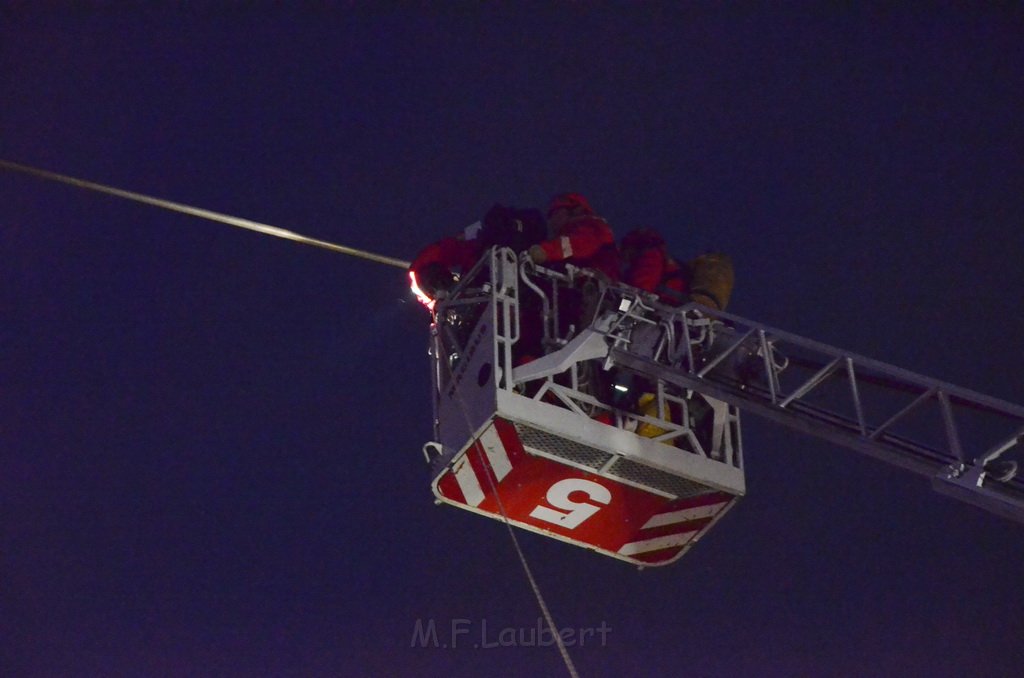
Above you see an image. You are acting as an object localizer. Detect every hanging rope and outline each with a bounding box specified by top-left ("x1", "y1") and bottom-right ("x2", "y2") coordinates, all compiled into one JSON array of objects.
[
  {"x1": 441, "y1": 309, "x2": 580, "y2": 678},
  {"x1": 0, "y1": 158, "x2": 410, "y2": 269},
  {"x1": 478, "y1": 445, "x2": 582, "y2": 678}
]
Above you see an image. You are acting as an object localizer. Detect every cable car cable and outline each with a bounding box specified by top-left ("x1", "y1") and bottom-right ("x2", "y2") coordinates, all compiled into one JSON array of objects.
[
  {"x1": 0, "y1": 158, "x2": 410, "y2": 269},
  {"x1": 4, "y1": 156, "x2": 577, "y2": 675}
]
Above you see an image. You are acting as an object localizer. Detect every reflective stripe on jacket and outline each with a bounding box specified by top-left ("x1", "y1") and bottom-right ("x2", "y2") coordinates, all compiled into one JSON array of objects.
[{"x1": 538, "y1": 215, "x2": 620, "y2": 281}]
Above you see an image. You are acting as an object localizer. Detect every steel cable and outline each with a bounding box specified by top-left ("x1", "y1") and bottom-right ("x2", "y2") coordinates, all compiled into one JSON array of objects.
[
  {"x1": 3, "y1": 156, "x2": 577, "y2": 676},
  {"x1": 0, "y1": 159, "x2": 410, "y2": 269}
]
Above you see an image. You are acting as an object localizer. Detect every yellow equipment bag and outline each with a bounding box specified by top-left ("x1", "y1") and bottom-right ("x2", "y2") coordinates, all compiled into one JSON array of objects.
[{"x1": 688, "y1": 253, "x2": 735, "y2": 311}]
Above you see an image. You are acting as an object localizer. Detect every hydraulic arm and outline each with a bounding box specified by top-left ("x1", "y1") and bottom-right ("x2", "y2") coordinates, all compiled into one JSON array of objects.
[{"x1": 516, "y1": 275, "x2": 1024, "y2": 524}]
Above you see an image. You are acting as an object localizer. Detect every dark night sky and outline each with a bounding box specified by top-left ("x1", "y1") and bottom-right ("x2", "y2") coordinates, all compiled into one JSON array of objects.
[{"x1": 3, "y1": 5, "x2": 1024, "y2": 677}]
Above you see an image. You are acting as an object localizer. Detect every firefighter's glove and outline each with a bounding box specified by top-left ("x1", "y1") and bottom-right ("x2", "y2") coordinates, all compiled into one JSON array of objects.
[
  {"x1": 420, "y1": 262, "x2": 458, "y2": 298},
  {"x1": 528, "y1": 244, "x2": 548, "y2": 264}
]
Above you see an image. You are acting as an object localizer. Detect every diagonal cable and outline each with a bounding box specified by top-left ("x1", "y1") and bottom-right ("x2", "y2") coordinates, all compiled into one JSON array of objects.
[
  {"x1": 4, "y1": 156, "x2": 578, "y2": 674},
  {"x1": 477, "y1": 441, "x2": 581, "y2": 678},
  {"x1": 0, "y1": 158, "x2": 410, "y2": 269},
  {"x1": 440, "y1": 314, "x2": 580, "y2": 678}
]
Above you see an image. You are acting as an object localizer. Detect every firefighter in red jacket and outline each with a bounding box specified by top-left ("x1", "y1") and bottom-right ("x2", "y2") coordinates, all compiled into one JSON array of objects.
[
  {"x1": 409, "y1": 204, "x2": 546, "y2": 310},
  {"x1": 408, "y1": 223, "x2": 481, "y2": 310},
  {"x1": 621, "y1": 227, "x2": 688, "y2": 305},
  {"x1": 621, "y1": 227, "x2": 734, "y2": 311},
  {"x1": 525, "y1": 193, "x2": 620, "y2": 409},
  {"x1": 619, "y1": 227, "x2": 734, "y2": 442},
  {"x1": 527, "y1": 193, "x2": 619, "y2": 281}
]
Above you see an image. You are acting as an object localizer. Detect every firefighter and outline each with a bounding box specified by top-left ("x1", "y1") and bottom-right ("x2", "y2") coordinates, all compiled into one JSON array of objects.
[
  {"x1": 620, "y1": 227, "x2": 689, "y2": 305},
  {"x1": 526, "y1": 193, "x2": 620, "y2": 414},
  {"x1": 409, "y1": 204, "x2": 546, "y2": 309},
  {"x1": 618, "y1": 227, "x2": 735, "y2": 445},
  {"x1": 408, "y1": 227, "x2": 478, "y2": 310},
  {"x1": 620, "y1": 227, "x2": 735, "y2": 312},
  {"x1": 526, "y1": 192, "x2": 620, "y2": 340},
  {"x1": 527, "y1": 193, "x2": 619, "y2": 282}
]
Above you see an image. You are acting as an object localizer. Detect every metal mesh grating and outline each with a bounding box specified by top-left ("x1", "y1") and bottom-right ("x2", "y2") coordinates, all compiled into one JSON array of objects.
[
  {"x1": 607, "y1": 457, "x2": 715, "y2": 499},
  {"x1": 514, "y1": 423, "x2": 613, "y2": 470},
  {"x1": 513, "y1": 422, "x2": 717, "y2": 499}
]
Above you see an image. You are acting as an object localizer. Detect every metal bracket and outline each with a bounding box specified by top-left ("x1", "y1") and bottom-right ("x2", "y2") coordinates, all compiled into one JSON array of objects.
[{"x1": 511, "y1": 328, "x2": 610, "y2": 383}]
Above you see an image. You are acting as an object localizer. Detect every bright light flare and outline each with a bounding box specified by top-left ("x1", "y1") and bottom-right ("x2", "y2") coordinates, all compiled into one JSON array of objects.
[{"x1": 409, "y1": 270, "x2": 435, "y2": 310}]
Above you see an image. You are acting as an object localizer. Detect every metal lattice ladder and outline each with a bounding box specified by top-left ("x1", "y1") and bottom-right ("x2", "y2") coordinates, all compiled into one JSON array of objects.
[{"x1": 585, "y1": 292, "x2": 1024, "y2": 524}]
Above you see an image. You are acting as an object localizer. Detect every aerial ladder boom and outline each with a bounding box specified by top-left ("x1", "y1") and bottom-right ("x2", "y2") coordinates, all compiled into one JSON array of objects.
[
  {"x1": 427, "y1": 248, "x2": 1022, "y2": 567},
  {"x1": 517, "y1": 279, "x2": 1024, "y2": 524}
]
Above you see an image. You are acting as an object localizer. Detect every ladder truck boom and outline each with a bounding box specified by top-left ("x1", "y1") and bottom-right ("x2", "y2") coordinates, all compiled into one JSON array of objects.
[
  {"x1": 426, "y1": 247, "x2": 1022, "y2": 567},
  {"x1": 522, "y1": 280, "x2": 1024, "y2": 524}
]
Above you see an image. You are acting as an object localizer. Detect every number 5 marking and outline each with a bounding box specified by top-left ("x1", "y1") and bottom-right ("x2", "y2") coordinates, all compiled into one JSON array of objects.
[{"x1": 529, "y1": 478, "x2": 611, "y2": 529}]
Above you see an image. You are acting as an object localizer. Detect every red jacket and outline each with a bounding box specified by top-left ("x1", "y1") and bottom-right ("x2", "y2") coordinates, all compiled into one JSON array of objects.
[
  {"x1": 621, "y1": 228, "x2": 688, "y2": 305},
  {"x1": 625, "y1": 248, "x2": 687, "y2": 304},
  {"x1": 408, "y1": 235, "x2": 483, "y2": 308},
  {"x1": 409, "y1": 235, "x2": 480, "y2": 277},
  {"x1": 537, "y1": 215, "x2": 619, "y2": 281}
]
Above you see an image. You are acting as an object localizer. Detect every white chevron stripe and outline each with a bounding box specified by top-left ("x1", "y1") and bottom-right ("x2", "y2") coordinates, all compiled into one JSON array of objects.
[
  {"x1": 479, "y1": 425, "x2": 512, "y2": 481},
  {"x1": 453, "y1": 456, "x2": 485, "y2": 507},
  {"x1": 641, "y1": 502, "x2": 727, "y2": 530},
  {"x1": 618, "y1": 530, "x2": 698, "y2": 556}
]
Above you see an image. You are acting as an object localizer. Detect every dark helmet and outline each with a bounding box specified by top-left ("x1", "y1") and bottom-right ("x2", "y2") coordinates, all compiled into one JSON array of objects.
[
  {"x1": 547, "y1": 192, "x2": 594, "y2": 217},
  {"x1": 480, "y1": 204, "x2": 546, "y2": 252}
]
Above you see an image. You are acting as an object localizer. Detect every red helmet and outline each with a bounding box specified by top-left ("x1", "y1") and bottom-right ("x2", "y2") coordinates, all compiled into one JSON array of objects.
[{"x1": 547, "y1": 192, "x2": 593, "y2": 217}]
